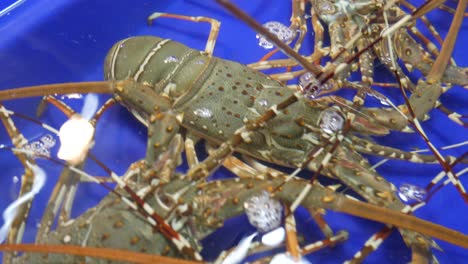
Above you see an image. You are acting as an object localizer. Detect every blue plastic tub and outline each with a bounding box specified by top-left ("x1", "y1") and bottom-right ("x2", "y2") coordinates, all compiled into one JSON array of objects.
[{"x1": 0, "y1": 0, "x2": 467, "y2": 263}]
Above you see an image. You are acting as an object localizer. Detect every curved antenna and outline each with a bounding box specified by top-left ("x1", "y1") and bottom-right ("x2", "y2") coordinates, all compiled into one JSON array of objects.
[{"x1": 0, "y1": 81, "x2": 113, "y2": 101}]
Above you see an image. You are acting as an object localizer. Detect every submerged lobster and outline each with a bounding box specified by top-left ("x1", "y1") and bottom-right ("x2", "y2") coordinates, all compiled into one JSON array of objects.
[{"x1": 0, "y1": 0, "x2": 467, "y2": 263}]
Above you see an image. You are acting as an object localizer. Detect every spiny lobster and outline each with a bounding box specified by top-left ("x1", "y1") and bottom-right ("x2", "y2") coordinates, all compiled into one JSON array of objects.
[{"x1": 0, "y1": 0, "x2": 467, "y2": 263}]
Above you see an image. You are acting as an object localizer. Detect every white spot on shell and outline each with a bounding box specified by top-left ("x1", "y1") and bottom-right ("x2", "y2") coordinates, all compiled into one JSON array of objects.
[
  {"x1": 258, "y1": 99, "x2": 269, "y2": 107},
  {"x1": 193, "y1": 108, "x2": 213, "y2": 118},
  {"x1": 63, "y1": 235, "x2": 71, "y2": 243},
  {"x1": 164, "y1": 55, "x2": 179, "y2": 63}
]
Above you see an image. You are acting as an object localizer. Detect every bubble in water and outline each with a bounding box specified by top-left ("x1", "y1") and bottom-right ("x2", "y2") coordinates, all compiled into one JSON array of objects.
[
  {"x1": 244, "y1": 191, "x2": 283, "y2": 232},
  {"x1": 31, "y1": 141, "x2": 47, "y2": 152},
  {"x1": 398, "y1": 183, "x2": 427, "y2": 203},
  {"x1": 21, "y1": 134, "x2": 56, "y2": 158},
  {"x1": 164, "y1": 55, "x2": 179, "y2": 63},
  {"x1": 32, "y1": 142, "x2": 50, "y2": 157},
  {"x1": 256, "y1": 21, "x2": 295, "y2": 49},
  {"x1": 193, "y1": 108, "x2": 213, "y2": 118},
  {"x1": 319, "y1": 108, "x2": 344, "y2": 134},
  {"x1": 40, "y1": 134, "x2": 56, "y2": 149}
]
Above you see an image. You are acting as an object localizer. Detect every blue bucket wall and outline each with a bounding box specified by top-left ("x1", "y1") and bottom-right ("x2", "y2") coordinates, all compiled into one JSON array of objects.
[{"x1": 0, "y1": 0, "x2": 467, "y2": 263}]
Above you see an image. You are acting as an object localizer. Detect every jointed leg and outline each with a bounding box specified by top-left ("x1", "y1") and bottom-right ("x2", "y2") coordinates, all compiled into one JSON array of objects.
[
  {"x1": 147, "y1": 13, "x2": 220, "y2": 55},
  {"x1": 0, "y1": 104, "x2": 38, "y2": 263}
]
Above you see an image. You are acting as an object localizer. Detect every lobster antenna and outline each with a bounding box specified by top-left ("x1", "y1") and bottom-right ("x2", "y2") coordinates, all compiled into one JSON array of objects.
[
  {"x1": 0, "y1": 81, "x2": 112, "y2": 101},
  {"x1": 0, "y1": 243, "x2": 200, "y2": 264}
]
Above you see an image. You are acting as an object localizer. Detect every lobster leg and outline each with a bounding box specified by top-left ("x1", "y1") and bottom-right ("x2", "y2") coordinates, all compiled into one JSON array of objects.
[
  {"x1": 393, "y1": 29, "x2": 468, "y2": 87},
  {"x1": 0, "y1": 104, "x2": 39, "y2": 263},
  {"x1": 247, "y1": 3, "x2": 328, "y2": 73},
  {"x1": 37, "y1": 95, "x2": 75, "y2": 118},
  {"x1": 34, "y1": 96, "x2": 116, "y2": 241},
  {"x1": 346, "y1": 225, "x2": 394, "y2": 264},
  {"x1": 147, "y1": 13, "x2": 220, "y2": 55},
  {"x1": 328, "y1": 146, "x2": 437, "y2": 262},
  {"x1": 426, "y1": 0, "x2": 467, "y2": 85},
  {"x1": 184, "y1": 133, "x2": 201, "y2": 168},
  {"x1": 437, "y1": 2, "x2": 468, "y2": 16},
  {"x1": 399, "y1": 1, "x2": 444, "y2": 52},
  {"x1": 145, "y1": 112, "x2": 180, "y2": 169},
  {"x1": 36, "y1": 165, "x2": 83, "y2": 244},
  {"x1": 111, "y1": 79, "x2": 181, "y2": 168},
  {"x1": 348, "y1": 152, "x2": 468, "y2": 263},
  {"x1": 253, "y1": 0, "x2": 307, "y2": 62},
  {"x1": 310, "y1": 3, "x2": 328, "y2": 64},
  {"x1": 371, "y1": 8, "x2": 468, "y2": 128},
  {"x1": 301, "y1": 230, "x2": 349, "y2": 254},
  {"x1": 247, "y1": 5, "x2": 326, "y2": 82},
  {"x1": 289, "y1": 0, "x2": 308, "y2": 53},
  {"x1": 351, "y1": 38, "x2": 377, "y2": 108}
]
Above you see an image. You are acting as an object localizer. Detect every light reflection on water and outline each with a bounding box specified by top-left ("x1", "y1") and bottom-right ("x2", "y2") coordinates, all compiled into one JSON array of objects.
[{"x1": 0, "y1": 0, "x2": 27, "y2": 18}]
